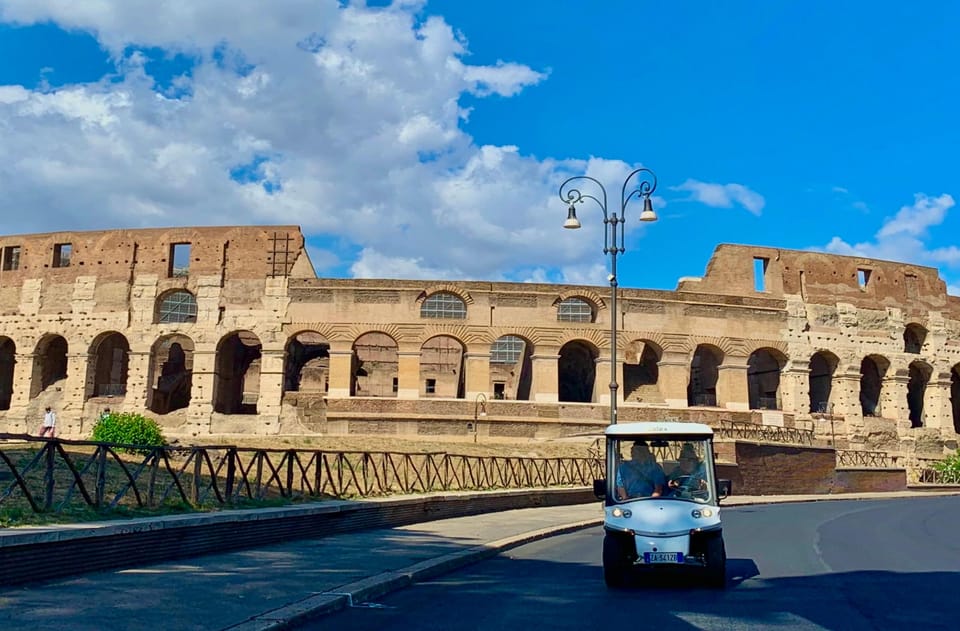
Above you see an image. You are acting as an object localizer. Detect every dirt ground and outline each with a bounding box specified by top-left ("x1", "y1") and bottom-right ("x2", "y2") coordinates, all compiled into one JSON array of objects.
[{"x1": 184, "y1": 434, "x2": 603, "y2": 460}]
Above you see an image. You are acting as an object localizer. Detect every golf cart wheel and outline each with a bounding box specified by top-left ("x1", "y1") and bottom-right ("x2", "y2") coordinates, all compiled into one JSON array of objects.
[
  {"x1": 705, "y1": 535, "x2": 727, "y2": 589},
  {"x1": 602, "y1": 532, "x2": 632, "y2": 588}
]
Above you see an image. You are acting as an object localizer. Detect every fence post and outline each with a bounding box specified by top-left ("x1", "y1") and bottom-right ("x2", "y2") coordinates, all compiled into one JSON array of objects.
[
  {"x1": 44, "y1": 441, "x2": 55, "y2": 511},
  {"x1": 192, "y1": 448, "x2": 202, "y2": 505},
  {"x1": 95, "y1": 446, "x2": 107, "y2": 508},
  {"x1": 286, "y1": 449, "x2": 295, "y2": 497},
  {"x1": 225, "y1": 448, "x2": 236, "y2": 502}
]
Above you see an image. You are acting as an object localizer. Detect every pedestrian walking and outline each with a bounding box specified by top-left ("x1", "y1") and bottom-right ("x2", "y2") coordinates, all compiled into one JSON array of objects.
[{"x1": 39, "y1": 406, "x2": 57, "y2": 438}]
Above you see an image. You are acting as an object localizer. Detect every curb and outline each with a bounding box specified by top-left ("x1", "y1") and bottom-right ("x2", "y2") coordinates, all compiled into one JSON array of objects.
[
  {"x1": 226, "y1": 518, "x2": 603, "y2": 630},
  {"x1": 225, "y1": 490, "x2": 960, "y2": 630}
]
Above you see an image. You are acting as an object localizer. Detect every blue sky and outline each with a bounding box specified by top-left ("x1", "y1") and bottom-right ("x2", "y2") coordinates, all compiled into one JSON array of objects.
[{"x1": 0, "y1": 1, "x2": 958, "y2": 295}]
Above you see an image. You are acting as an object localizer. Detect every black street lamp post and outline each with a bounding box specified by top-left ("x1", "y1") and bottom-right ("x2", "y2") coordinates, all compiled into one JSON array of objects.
[{"x1": 559, "y1": 167, "x2": 658, "y2": 425}]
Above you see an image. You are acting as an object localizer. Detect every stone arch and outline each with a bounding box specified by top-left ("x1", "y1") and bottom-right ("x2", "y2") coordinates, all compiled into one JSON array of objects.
[
  {"x1": 907, "y1": 359, "x2": 932, "y2": 428},
  {"x1": 809, "y1": 350, "x2": 839, "y2": 414},
  {"x1": 952, "y1": 363, "x2": 960, "y2": 435},
  {"x1": 87, "y1": 332, "x2": 129, "y2": 400},
  {"x1": 558, "y1": 339, "x2": 598, "y2": 403},
  {"x1": 555, "y1": 289, "x2": 606, "y2": 309},
  {"x1": 688, "y1": 344, "x2": 723, "y2": 407},
  {"x1": 353, "y1": 332, "x2": 399, "y2": 397},
  {"x1": 554, "y1": 295, "x2": 598, "y2": 323},
  {"x1": 283, "y1": 331, "x2": 330, "y2": 394},
  {"x1": 30, "y1": 334, "x2": 68, "y2": 399},
  {"x1": 419, "y1": 335, "x2": 465, "y2": 398},
  {"x1": 489, "y1": 334, "x2": 534, "y2": 400},
  {"x1": 148, "y1": 334, "x2": 194, "y2": 414},
  {"x1": 623, "y1": 339, "x2": 663, "y2": 403},
  {"x1": 903, "y1": 323, "x2": 927, "y2": 354},
  {"x1": 213, "y1": 330, "x2": 263, "y2": 414},
  {"x1": 859, "y1": 354, "x2": 890, "y2": 417},
  {"x1": 419, "y1": 292, "x2": 467, "y2": 320},
  {"x1": 747, "y1": 347, "x2": 787, "y2": 410},
  {"x1": 0, "y1": 337, "x2": 15, "y2": 410}
]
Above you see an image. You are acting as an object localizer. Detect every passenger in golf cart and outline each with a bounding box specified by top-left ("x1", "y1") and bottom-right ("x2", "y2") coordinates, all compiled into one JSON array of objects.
[{"x1": 611, "y1": 437, "x2": 716, "y2": 505}]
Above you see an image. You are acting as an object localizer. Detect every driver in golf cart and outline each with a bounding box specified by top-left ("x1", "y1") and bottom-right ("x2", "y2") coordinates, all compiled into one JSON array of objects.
[{"x1": 667, "y1": 442, "x2": 709, "y2": 499}]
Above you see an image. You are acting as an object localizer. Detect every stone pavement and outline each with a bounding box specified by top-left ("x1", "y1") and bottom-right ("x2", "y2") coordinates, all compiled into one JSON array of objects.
[{"x1": 1, "y1": 490, "x2": 958, "y2": 631}]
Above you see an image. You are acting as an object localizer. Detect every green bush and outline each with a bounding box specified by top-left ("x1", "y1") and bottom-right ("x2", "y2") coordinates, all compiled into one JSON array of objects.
[
  {"x1": 90, "y1": 412, "x2": 167, "y2": 454},
  {"x1": 931, "y1": 449, "x2": 960, "y2": 484}
]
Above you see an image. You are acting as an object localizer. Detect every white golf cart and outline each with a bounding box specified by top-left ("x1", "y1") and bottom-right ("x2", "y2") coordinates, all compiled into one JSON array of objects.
[{"x1": 594, "y1": 421, "x2": 727, "y2": 588}]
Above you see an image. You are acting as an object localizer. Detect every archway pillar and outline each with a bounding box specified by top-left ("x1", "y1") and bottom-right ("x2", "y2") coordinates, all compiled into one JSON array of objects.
[
  {"x1": 593, "y1": 352, "x2": 621, "y2": 406},
  {"x1": 881, "y1": 373, "x2": 909, "y2": 426},
  {"x1": 396, "y1": 350, "x2": 422, "y2": 399},
  {"x1": 924, "y1": 375, "x2": 953, "y2": 432},
  {"x1": 7, "y1": 353, "x2": 37, "y2": 424},
  {"x1": 257, "y1": 347, "x2": 285, "y2": 416},
  {"x1": 530, "y1": 352, "x2": 559, "y2": 403},
  {"x1": 59, "y1": 352, "x2": 89, "y2": 437},
  {"x1": 326, "y1": 344, "x2": 355, "y2": 398},
  {"x1": 657, "y1": 351, "x2": 690, "y2": 408},
  {"x1": 831, "y1": 371, "x2": 862, "y2": 418},
  {"x1": 125, "y1": 349, "x2": 152, "y2": 410},
  {"x1": 779, "y1": 362, "x2": 810, "y2": 415},
  {"x1": 464, "y1": 352, "x2": 491, "y2": 401},
  {"x1": 717, "y1": 356, "x2": 750, "y2": 411},
  {"x1": 188, "y1": 348, "x2": 216, "y2": 416}
]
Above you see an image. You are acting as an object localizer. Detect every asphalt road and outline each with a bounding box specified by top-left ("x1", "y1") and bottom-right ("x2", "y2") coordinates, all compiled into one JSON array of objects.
[{"x1": 306, "y1": 496, "x2": 960, "y2": 630}]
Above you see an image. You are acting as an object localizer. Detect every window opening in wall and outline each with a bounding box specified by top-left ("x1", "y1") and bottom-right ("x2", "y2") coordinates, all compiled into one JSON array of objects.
[
  {"x1": 2, "y1": 245, "x2": 21, "y2": 271},
  {"x1": 905, "y1": 273, "x2": 918, "y2": 300},
  {"x1": 557, "y1": 297, "x2": 593, "y2": 322},
  {"x1": 857, "y1": 268, "x2": 871, "y2": 289},
  {"x1": 754, "y1": 257, "x2": 768, "y2": 292},
  {"x1": 158, "y1": 290, "x2": 198, "y2": 323},
  {"x1": 493, "y1": 382, "x2": 506, "y2": 399},
  {"x1": 392, "y1": 377, "x2": 398, "y2": 393},
  {"x1": 53, "y1": 243, "x2": 72, "y2": 268},
  {"x1": 420, "y1": 292, "x2": 467, "y2": 319},
  {"x1": 425, "y1": 378, "x2": 436, "y2": 394},
  {"x1": 799, "y1": 271, "x2": 807, "y2": 301},
  {"x1": 169, "y1": 243, "x2": 191, "y2": 277},
  {"x1": 491, "y1": 335, "x2": 524, "y2": 363}
]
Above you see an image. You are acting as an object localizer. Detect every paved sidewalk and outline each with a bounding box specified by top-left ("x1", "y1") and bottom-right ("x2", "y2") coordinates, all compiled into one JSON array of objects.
[{"x1": 1, "y1": 490, "x2": 958, "y2": 631}]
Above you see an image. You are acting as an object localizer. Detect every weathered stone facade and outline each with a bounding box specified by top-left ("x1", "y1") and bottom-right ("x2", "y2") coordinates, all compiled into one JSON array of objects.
[{"x1": 1, "y1": 227, "x2": 958, "y2": 457}]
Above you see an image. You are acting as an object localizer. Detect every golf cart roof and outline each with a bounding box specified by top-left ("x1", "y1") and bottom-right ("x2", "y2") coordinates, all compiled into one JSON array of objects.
[{"x1": 605, "y1": 421, "x2": 713, "y2": 438}]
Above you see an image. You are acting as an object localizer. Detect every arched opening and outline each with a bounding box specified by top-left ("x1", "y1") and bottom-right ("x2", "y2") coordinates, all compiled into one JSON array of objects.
[
  {"x1": 907, "y1": 360, "x2": 932, "y2": 428},
  {"x1": 148, "y1": 335, "x2": 194, "y2": 414},
  {"x1": 748, "y1": 348, "x2": 786, "y2": 410},
  {"x1": 156, "y1": 289, "x2": 198, "y2": 324},
  {"x1": 556, "y1": 297, "x2": 596, "y2": 323},
  {"x1": 419, "y1": 335, "x2": 465, "y2": 398},
  {"x1": 952, "y1": 364, "x2": 960, "y2": 435},
  {"x1": 903, "y1": 324, "x2": 927, "y2": 354},
  {"x1": 88, "y1": 332, "x2": 129, "y2": 400},
  {"x1": 623, "y1": 339, "x2": 662, "y2": 403},
  {"x1": 283, "y1": 331, "x2": 330, "y2": 394},
  {"x1": 352, "y1": 332, "x2": 399, "y2": 397},
  {"x1": 489, "y1": 335, "x2": 533, "y2": 400},
  {"x1": 808, "y1": 351, "x2": 839, "y2": 414},
  {"x1": 0, "y1": 337, "x2": 15, "y2": 410},
  {"x1": 688, "y1": 345, "x2": 722, "y2": 407},
  {"x1": 558, "y1": 340, "x2": 598, "y2": 403},
  {"x1": 30, "y1": 334, "x2": 68, "y2": 399},
  {"x1": 859, "y1": 355, "x2": 889, "y2": 417},
  {"x1": 213, "y1": 331, "x2": 262, "y2": 414}
]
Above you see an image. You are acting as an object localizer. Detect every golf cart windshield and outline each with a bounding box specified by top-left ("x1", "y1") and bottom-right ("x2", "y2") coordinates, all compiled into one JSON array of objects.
[{"x1": 613, "y1": 437, "x2": 716, "y2": 505}]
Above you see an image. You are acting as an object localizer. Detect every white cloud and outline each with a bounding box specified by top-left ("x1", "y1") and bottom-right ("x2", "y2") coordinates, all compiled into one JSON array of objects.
[
  {"x1": 0, "y1": 1, "x2": 580, "y2": 280},
  {"x1": 822, "y1": 194, "x2": 959, "y2": 289},
  {"x1": 670, "y1": 179, "x2": 765, "y2": 215},
  {"x1": 831, "y1": 186, "x2": 849, "y2": 194}
]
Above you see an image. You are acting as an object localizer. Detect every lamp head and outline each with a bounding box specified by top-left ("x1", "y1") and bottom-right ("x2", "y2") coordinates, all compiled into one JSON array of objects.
[
  {"x1": 639, "y1": 196, "x2": 657, "y2": 222},
  {"x1": 563, "y1": 204, "x2": 582, "y2": 229}
]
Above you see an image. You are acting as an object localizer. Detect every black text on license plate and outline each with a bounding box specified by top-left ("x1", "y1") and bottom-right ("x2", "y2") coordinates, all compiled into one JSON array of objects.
[{"x1": 644, "y1": 551, "x2": 683, "y2": 564}]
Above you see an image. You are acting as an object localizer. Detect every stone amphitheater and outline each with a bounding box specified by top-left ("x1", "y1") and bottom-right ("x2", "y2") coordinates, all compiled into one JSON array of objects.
[{"x1": 0, "y1": 225, "x2": 958, "y2": 462}]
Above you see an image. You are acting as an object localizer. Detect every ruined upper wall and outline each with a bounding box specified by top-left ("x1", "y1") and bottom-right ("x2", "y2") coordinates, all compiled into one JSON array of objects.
[
  {"x1": 677, "y1": 244, "x2": 957, "y2": 318},
  {"x1": 0, "y1": 225, "x2": 311, "y2": 286}
]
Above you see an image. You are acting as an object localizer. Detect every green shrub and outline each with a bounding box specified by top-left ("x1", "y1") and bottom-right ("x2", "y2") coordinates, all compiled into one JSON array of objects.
[
  {"x1": 931, "y1": 449, "x2": 960, "y2": 484},
  {"x1": 90, "y1": 412, "x2": 167, "y2": 454}
]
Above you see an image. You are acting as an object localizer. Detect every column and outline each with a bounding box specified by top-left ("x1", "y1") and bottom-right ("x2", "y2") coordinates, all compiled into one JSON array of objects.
[
  {"x1": 530, "y1": 352, "x2": 559, "y2": 403},
  {"x1": 61, "y1": 352, "x2": 90, "y2": 437},
  {"x1": 188, "y1": 347, "x2": 216, "y2": 417},
  {"x1": 326, "y1": 343, "x2": 354, "y2": 398},
  {"x1": 881, "y1": 372, "x2": 909, "y2": 427},
  {"x1": 463, "y1": 351, "x2": 491, "y2": 401},
  {"x1": 124, "y1": 349, "x2": 152, "y2": 410},
  {"x1": 657, "y1": 351, "x2": 690, "y2": 408},
  {"x1": 921, "y1": 374, "x2": 953, "y2": 432},
  {"x1": 257, "y1": 346, "x2": 285, "y2": 417},
  {"x1": 592, "y1": 352, "x2": 622, "y2": 406},
  {"x1": 716, "y1": 356, "x2": 749, "y2": 411},
  {"x1": 396, "y1": 350, "x2": 421, "y2": 400},
  {"x1": 778, "y1": 361, "x2": 810, "y2": 415}
]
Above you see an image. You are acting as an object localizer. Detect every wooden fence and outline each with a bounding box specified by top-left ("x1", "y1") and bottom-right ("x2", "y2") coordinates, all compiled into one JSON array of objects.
[{"x1": 0, "y1": 434, "x2": 603, "y2": 515}]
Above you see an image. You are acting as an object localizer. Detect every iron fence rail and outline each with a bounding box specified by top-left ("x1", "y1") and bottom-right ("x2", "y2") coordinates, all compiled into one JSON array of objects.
[
  {"x1": 0, "y1": 434, "x2": 603, "y2": 516},
  {"x1": 717, "y1": 420, "x2": 815, "y2": 446}
]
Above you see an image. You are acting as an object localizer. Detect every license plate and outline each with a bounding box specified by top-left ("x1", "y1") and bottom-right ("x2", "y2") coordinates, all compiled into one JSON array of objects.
[{"x1": 643, "y1": 552, "x2": 683, "y2": 564}]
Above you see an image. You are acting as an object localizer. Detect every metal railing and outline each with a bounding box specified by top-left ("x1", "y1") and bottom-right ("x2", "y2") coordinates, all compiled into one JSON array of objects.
[
  {"x1": 0, "y1": 434, "x2": 603, "y2": 516},
  {"x1": 717, "y1": 419, "x2": 814, "y2": 446},
  {"x1": 836, "y1": 449, "x2": 898, "y2": 468}
]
